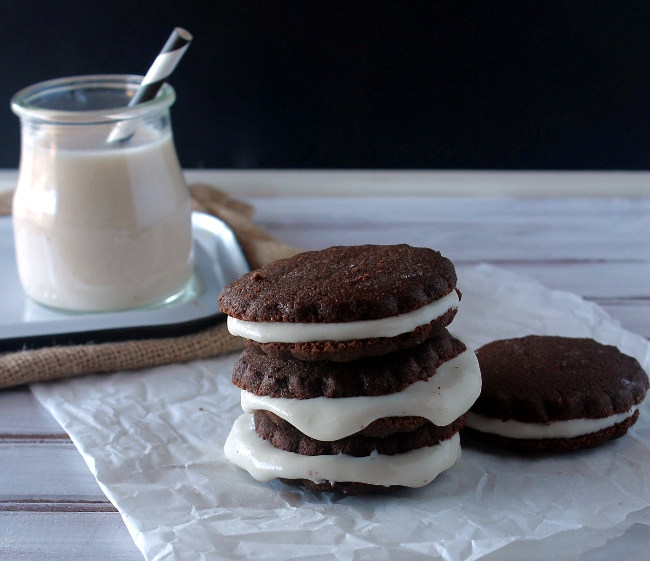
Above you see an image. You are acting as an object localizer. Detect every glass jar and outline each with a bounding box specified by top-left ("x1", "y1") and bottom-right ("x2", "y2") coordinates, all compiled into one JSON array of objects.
[{"x1": 11, "y1": 75, "x2": 193, "y2": 312}]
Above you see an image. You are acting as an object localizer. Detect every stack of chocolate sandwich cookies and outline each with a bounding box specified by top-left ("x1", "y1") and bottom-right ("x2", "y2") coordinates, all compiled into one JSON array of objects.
[{"x1": 220, "y1": 244, "x2": 482, "y2": 493}]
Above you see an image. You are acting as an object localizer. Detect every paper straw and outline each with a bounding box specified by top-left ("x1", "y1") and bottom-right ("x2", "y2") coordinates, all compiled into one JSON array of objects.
[
  {"x1": 128, "y1": 27, "x2": 193, "y2": 107},
  {"x1": 108, "y1": 27, "x2": 192, "y2": 143}
]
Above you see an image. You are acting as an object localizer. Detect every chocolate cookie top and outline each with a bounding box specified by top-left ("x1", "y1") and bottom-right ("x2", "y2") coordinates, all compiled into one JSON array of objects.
[
  {"x1": 218, "y1": 244, "x2": 457, "y2": 323},
  {"x1": 472, "y1": 335, "x2": 649, "y2": 423},
  {"x1": 233, "y1": 330, "x2": 467, "y2": 398}
]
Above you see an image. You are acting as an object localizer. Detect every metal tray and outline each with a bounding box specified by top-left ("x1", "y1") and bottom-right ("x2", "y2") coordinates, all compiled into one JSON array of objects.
[{"x1": 0, "y1": 212, "x2": 249, "y2": 352}]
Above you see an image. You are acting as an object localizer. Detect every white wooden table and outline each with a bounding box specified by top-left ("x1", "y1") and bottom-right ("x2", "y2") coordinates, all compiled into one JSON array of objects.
[{"x1": 1, "y1": 170, "x2": 648, "y2": 560}]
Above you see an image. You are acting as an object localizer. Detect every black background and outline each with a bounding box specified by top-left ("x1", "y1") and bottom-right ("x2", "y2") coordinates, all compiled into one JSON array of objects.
[{"x1": 2, "y1": 1, "x2": 650, "y2": 169}]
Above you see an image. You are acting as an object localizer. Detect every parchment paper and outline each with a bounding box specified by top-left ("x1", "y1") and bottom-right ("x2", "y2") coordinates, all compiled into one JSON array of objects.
[{"x1": 32, "y1": 265, "x2": 650, "y2": 561}]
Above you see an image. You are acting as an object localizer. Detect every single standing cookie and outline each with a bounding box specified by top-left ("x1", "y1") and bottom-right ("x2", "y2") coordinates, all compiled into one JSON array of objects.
[
  {"x1": 464, "y1": 335, "x2": 649, "y2": 452},
  {"x1": 219, "y1": 244, "x2": 460, "y2": 361}
]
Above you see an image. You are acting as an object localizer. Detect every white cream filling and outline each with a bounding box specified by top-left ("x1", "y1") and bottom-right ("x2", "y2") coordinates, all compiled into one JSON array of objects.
[
  {"x1": 465, "y1": 406, "x2": 639, "y2": 439},
  {"x1": 241, "y1": 344, "x2": 481, "y2": 441},
  {"x1": 224, "y1": 414, "x2": 461, "y2": 487},
  {"x1": 226, "y1": 290, "x2": 460, "y2": 343}
]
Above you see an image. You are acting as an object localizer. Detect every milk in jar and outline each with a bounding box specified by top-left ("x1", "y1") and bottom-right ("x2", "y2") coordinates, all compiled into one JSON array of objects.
[{"x1": 11, "y1": 75, "x2": 193, "y2": 311}]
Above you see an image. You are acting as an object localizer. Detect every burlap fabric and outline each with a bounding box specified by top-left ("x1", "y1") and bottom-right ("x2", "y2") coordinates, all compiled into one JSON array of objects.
[{"x1": 0, "y1": 184, "x2": 300, "y2": 389}]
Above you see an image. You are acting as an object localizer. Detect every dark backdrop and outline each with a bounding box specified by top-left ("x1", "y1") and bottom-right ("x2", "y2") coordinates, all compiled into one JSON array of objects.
[{"x1": 2, "y1": 1, "x2": 650, "y2": 169}]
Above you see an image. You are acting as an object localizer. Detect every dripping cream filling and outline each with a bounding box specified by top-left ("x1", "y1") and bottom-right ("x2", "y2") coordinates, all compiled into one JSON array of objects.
[
  {"x1": 224, "y1": 414, "x2": 461, "y2": 487},
  {"x1": 465, "y1": 406, "x2": 639, "y2": 439},
  {"x1": 240, "y1": 344, "x2": 481, "y2": 441}
]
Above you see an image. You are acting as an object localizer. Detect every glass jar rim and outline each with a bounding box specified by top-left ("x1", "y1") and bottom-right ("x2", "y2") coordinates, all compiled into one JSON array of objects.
[{"x1": 10, "y1": 74, "x2": 176, "y2": 124}]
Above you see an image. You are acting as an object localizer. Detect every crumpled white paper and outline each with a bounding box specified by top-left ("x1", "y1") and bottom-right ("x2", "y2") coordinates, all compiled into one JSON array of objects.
[{"x1": 32, "y1": 264, "x2": 650, "y2": 561}]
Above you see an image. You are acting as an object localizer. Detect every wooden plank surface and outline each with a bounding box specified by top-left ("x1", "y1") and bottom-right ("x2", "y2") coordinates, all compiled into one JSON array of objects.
[
  {"x1": 3, "y1": 169, "x2": 650, "y2": 197},
  {"x1": 0, "y1": 387, "x2": 64, "y2": 435},
  {"x1": 1, "y1": 512, "x2": 139, "y2": 560},
  {"x1": 1, "y1": 191, "x2": 648, "y2": 560}
]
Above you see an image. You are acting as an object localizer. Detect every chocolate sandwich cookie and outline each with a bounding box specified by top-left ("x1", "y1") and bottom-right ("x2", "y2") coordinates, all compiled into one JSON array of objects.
[
  {"x1": 235, "y1": 332, "x2": 481, "y2": 442},
  {"x1": 464, "y1": 335, "x2": 649, "y2": 453},
  {"x1": 219, "y1": 244, "x2": 460, "y2": 361},
  {"x1": 225, "y1": 412, "x2": 464, "y2": 495},
  {"x1": 253, "y1": 411, "x2": 466, "y2": 495}
]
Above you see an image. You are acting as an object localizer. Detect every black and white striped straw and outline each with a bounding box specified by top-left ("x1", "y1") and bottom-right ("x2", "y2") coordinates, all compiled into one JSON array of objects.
[
  {"x1": 108, "y1": 27, "x2": 192, "y2": 143},
  {"x1": 128, "y1": 27, "x2": 193, "y2": 107}
]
